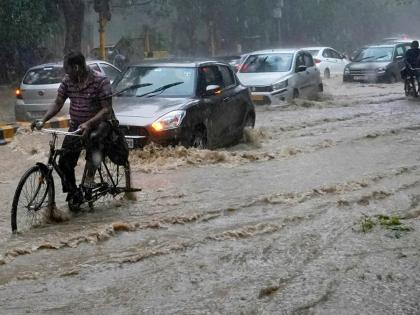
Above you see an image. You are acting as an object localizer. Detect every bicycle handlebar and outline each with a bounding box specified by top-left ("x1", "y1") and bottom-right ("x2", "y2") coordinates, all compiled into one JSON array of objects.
[{"x1": 41, "y1": 128, "x2": 82, "y2": 137}]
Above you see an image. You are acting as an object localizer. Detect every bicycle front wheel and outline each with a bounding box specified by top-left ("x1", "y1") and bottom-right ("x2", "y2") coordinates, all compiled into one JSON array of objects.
[{"x1": 11, "y1": 165, "x2": 54, "y2": 233}]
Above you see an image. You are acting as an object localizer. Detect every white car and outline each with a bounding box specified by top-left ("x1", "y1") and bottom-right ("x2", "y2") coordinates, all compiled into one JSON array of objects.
[
  {"x1": 236, "y1": 48, "x2": 323, "y2": 105},
  {"x1": 304, "y1": 46, "x2": 350, "y2": 79},
  {"x1": 15, "y1": 60, "x2": 121, "y2": 122}
]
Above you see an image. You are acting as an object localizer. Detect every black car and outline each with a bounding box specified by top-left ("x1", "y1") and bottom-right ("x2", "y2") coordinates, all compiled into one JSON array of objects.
[
  {"x1": 343, "y1": 42, "x2": 411, "y2": 83},
  {"x1": 112, "y1": 60, "x2": 256, "y2": 149}
]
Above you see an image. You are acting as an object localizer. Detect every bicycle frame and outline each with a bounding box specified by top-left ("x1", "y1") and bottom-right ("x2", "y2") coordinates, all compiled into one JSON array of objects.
[{"x1": 40, "y1": 128, "x2": 127, "y2": 207}]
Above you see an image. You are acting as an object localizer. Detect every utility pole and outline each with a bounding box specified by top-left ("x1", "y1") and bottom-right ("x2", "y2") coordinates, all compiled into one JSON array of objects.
[
  {"x1": 209, "y1": 20, "x2": 216, "y2": 57},
  {"x1": 94, "y1": 0, "x2": 111, "y2": 60},
  {"x1": 273, "y1": 0, "x2": 284, "y2": 45}
]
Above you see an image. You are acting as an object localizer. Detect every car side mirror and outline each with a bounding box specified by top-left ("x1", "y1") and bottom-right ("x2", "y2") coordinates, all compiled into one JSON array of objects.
[
  {"x1": 395, "y1": 55, "x2": 403, "y2": 61},
  {"x1": 205, "y1": 85, "x2": 222, "y2": 96},
  {"x1": 296, "y1": 65, "x2": 307, "y2": 73}
]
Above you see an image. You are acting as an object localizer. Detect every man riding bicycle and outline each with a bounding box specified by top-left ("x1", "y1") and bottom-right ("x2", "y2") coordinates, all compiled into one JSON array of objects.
[
  {"x1": 31, "y1": 51, "x2": 114, "y2": 208},
  {"x1": 404, "y1": 40, "x2": 420, "y2": 81}
]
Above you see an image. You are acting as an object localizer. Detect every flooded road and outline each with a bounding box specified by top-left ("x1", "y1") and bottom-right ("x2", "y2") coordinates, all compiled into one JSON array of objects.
[{"x1": 1, "y1": 78, "x2": 420, "y2": 314}]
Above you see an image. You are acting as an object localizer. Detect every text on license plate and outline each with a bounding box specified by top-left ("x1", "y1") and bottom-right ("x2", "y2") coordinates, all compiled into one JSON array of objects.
[
  {"x1": 353, "y1": 75, "x2": 366, "y2": 81},
  {"x1": 251, "y1": 95, "x2": 264, "y2": 101},
  {"x1": 126, "y1": 138, "x2": 134, "y2": 149}
]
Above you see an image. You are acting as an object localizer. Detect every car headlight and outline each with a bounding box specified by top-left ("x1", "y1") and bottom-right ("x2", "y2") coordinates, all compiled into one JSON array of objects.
[
  {"x1": 272, "y1": 80, "x2": 288, "y2": 90},
  {"x1": 344, "y1": 67, "x2": 350, "y2": 74},
  {"x1": 151, "y1": 110, "x2": 186, "y2": 132},
  {"x1": 377, "y1": 67, "x2": 386, "y2": 73}
]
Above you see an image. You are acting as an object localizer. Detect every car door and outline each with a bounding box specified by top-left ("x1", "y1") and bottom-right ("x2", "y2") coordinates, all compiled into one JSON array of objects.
[
  {"x1": 293, "y1": 52, "x2": 310, "y2": 96},
  {"x1": 392, "y1": 44, "x2": 406, "y2": 79},
  {"x1": 218, "y1": 64, "x2": 244, "y2": 139},
  {"x1": 196, "y1": 65, "x2": 225, "y2": 147},
  {"x1": 329, "y1": 49, "x2": 346, "y2": 74},
  {"x1": 322, "y1": 48, "x2": 336, "y2": 72},
  {"x1": 303, "y1": 52, "x2": 319, "y2": 96}
]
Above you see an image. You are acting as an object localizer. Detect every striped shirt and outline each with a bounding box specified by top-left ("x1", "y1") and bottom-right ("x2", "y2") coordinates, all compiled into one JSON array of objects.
[{"x1": 57, "y1": 69, "x2": 112, "y2": 123}]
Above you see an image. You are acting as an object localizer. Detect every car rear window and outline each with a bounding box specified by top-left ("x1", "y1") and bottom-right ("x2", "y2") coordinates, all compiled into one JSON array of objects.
[{"x1": 23, "y1": 66, "x2": 64, "y2": 85}]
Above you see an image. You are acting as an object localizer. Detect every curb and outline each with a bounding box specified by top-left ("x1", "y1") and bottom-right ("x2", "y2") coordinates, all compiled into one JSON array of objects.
[
  {"x1": 0, "y1": 116, "x2": 69, "y2": 145},
  {"x1": 0, "y1": 124, "x2": 19, "y2": 145}
]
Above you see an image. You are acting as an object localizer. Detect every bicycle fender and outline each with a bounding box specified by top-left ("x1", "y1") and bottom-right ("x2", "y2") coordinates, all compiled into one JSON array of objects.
[{"x1": 36, "y1": 162, "x2": 50, "y2": 176}]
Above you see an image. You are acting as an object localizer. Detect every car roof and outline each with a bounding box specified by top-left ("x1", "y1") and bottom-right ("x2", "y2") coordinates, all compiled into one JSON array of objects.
[
  {"x1": 128, "y1": 59, "x2": 231, "y2": 68},
  {"x1": 247, "y1": 48, "x2": 300, "y2": 54},
  {"x1": 27, "y1": 59, "x2": 110, "y2": 70},
  {"x1": 301, "y1": 46, "x2": 329, "y2": 50}
]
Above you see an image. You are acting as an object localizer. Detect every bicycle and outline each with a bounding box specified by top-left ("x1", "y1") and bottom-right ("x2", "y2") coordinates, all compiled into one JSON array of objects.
[
  {"x1": 11, "y1": 128, "x2": 141, "y2": 233},
  {"x1": 403, "y1": 66, "x2": 420, "y2": 97}
]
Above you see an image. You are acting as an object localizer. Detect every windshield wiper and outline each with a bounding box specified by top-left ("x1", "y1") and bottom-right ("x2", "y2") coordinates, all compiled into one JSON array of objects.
[
  {"x1": 373, "y1": 55, "x2": 387, "y2": 61},
  {"x1": 136, "y1": 81, "x2": 184, "y2": 98},
  {"x1": 113, "y1": 83, "x2": 152, "y2": 97},
  {"x1": 356, "y1": 56, "x2": 376, "y2": 62},
  {"x1": 356, "y1": 55, "x2": 388, "y2": 62}
]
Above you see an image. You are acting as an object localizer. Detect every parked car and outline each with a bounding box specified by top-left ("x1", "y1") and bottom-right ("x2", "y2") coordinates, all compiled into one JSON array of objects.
[
  {"x1": 112, "y1": 60, "x2": 255, "y2": 149},
  {"x1": 343, "y1": 42, "x2": 410, "y2": 83},
  {"x1": 15, "y1": 60, "x2": 121, "y2": 121},
  {"x1": 236, "y1": 48, "x2": 323, "y2": 105},
  {"x1": 304, "y1": 46, "x2": 349, "y2": 79}
]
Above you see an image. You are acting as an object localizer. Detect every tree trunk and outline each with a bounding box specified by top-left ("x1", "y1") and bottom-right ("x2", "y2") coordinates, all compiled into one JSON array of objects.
[{"x1": 58, "y1": 0, "x2": 85, "y2": 55}]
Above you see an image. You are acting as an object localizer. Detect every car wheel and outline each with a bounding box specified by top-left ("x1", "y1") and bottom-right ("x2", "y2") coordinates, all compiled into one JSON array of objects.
[
  {"x1": 388, "y1": 74, "x2": 397, "y2": 83},
  {"x1": 293, "y1": 89, "x2": 299, "y2": 99},
  {"x1": 244, "y1": 113, "x2": 255, "y2": 128},
  {"x1": 324, "y1": 68, "x2": 330, "y2": 79},
  {"x1": 191, "y1": 125, "x2": 208, "y2": 149}
]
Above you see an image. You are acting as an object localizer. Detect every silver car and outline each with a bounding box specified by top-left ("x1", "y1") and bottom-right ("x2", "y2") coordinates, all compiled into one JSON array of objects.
[
  {"x1": 236, "y1": 48, "x2": 323, "y2": 105},
  {"x1": 15, "y1": 60, "x2": 121, "y2": 121}
]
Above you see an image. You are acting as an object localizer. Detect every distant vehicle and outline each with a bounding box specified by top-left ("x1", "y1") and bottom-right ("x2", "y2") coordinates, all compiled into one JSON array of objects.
[
  {"x1": 236, "y1": 48, "x2": 323, "y2": 105},
  {"x1": 112, "y1": 60, "x2": 255, "y2": 149},
  {"x1": 15, "y1": 60, "x2": 121, "y2": 121},
  {"x1": 304, "y1": 46, "x2": 350, "y2": 79},
  {"x1": 379, "y1": 34, "x2": 414, "y2": 44},
  {"x1": 214, "y1": 54, "x2": 248, "y2": 73},
  {"x1": 343, "y1": 42, "x2": 410, "y2": 83}
]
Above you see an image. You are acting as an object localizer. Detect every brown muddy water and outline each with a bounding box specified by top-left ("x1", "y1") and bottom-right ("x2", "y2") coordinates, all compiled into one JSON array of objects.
[{"x1": 0, "y1": 78, "x2": 419, "y2": 314}]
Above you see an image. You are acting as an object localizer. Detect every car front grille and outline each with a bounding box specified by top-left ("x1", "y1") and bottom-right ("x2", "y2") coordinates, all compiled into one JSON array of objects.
[
  {"x1": 119, "y1": 126, "x2": 149, "y2": 148},
  {"x1": 349, "y1": 69, "x2": 377, "y2": 75},
  {"x1": 249, "y1": 86, "x2": 273, "y2": 92}
]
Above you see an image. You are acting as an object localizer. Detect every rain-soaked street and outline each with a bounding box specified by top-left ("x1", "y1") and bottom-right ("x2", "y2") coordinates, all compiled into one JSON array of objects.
[{"x1": 1, "y1": 78, "x2": 420, "y2": 314}]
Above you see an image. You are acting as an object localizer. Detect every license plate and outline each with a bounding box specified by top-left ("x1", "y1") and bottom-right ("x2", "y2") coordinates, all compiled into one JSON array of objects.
[
  {"x1": 353, "y1": 75, "x2": 366, "y2": 81},
  {"x1": 251, "y1": 95, "x2": 264, "y2": 101},
  {"x1": 126, "y1": 138, "x2": 134, "y2": 149}
]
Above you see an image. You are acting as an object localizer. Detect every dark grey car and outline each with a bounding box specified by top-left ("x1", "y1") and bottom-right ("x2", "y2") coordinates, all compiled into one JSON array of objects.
[
  {"x1": 113, "y1": 60, "x2": 255, "y2": 149},
  {"x1": 343, "y1": 43, "x2": 410, "y2": 83}
]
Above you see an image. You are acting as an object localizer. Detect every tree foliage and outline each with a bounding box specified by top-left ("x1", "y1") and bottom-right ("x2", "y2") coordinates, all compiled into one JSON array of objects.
[{"x1": 0, "y1": 0, "x2": 59, "y2": 82}]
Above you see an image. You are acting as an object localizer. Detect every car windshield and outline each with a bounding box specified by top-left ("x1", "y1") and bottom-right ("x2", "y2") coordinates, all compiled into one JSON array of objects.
[
  {"x1": 308, "y1": 50, "x2": 320, "y2": 57},
  {"x1": 239, "y1": 53, "x2": 293, "y2": 73},
  {"x1": 113, "y1": 66, "x2": 196, "y2": 97},
  {"x1": 23, "y1": 66, "x2": 64, "y2": 85},
  {"x1": 353, "y1": 47, "x2": 394, "y2": 62}
]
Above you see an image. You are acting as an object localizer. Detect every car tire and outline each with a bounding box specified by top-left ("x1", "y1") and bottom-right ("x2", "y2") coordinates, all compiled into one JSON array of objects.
[
  {"x1": 388, "y1": 74, "x2": 397, "y2": 84},
  {"x1": 293, "y1": 89, "x2": 299, "y2": 99},
  {"x1": 244, "y1": 113, "x2": 255, "y2": 128},
  {"x1": 324, "y1": 68, "x2": 330, "y2": 79},
  {"x1": 190, "y1": 125, "x2": 208, "y2": 149}
]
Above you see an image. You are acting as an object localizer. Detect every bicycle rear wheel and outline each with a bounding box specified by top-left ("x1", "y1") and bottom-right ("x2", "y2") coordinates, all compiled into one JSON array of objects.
[{"x1": 11, "y1": 165, "x2": 54, "y2": 233}]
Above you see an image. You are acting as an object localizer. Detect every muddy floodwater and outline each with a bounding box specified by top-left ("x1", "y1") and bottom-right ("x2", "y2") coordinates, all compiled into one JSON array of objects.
[{"x1": 0, "y1": 78, "x2": 420, "y2": 314}]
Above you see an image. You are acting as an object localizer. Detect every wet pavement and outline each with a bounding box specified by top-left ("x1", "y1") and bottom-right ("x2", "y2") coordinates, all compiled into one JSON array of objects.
[{"x1": 0, "y1": 77, "x2": 420, "y2": 314}]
